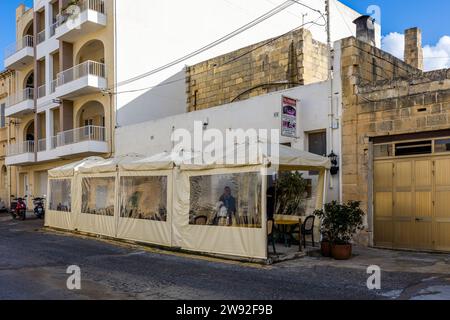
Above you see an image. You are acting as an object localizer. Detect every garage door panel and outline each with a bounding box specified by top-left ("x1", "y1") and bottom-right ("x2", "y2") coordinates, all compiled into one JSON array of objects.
[
  {"x1": 415, "y1": 192, "x2": 433, "y2": 219},
  {"x1": 394, "y1": 222, "x2": 413, "y2": 249},
  {"x1": 374, "y1": 162, "x2": 393, "y2": 190},
  {"x1": 414, "y1": 222, "x2": 433, "y2": 250},
  {"x1": 374, "y1": 220, "x2": 393, "y2": 248},
  {"x1": 375, "y1": 192, "x2": 392, "y2": 217},
  {"x1": 415, "y1": 160, "x2": 432, "y2": 188},
  {"x1": 394, "y1": 192, "x2": 412, "y2": 217},
  {"x1": 435, "y1": 159, "x2": 450, "y2": 187},
  {"x1": 395, "y1": 161, "x2": 412, "y2": 189},
  {"x1": 435, "y1": 224, "x2": 450, "y2": 251},
  {"x1": 435, "y1": 191, "x2": 450, "y2": 219}
]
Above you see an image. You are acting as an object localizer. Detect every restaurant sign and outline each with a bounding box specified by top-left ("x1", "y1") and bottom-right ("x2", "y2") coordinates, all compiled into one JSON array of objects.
[{"x1": 281, "y1": 96, "x2": 298, "y2": 138}]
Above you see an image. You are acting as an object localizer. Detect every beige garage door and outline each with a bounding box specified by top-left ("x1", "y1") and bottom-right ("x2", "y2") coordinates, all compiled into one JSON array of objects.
[{"x1": 374, "y1": 156, "x2": 450, "y2": 252}]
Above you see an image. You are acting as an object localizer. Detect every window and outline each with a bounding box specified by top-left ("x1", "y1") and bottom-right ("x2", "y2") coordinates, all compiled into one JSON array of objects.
[
  {"x1": 435, "y1": 139, "x2": 450, "y2": 153},
  {"x1": 120, "y1": 176, "x2": 168, "y2": 221},
  {"x1": 308, "y1": 131, "x2": 327, "y2": 157},
  {"x1": 189, "y1": 173, "x2": 262, "y2": 228},
  {"x1": 395, "y1": 141, "x2": 432, "y2": 157},
  {"x1": 49, "y1": 179, "x2": 71, "y2": 212},
  {"x1": 0, "y1": 104, "x2": 5, "y2": 128},
  {"x1": 81, "y1": 177, "x2": 115, "y2": 216},
  {"x1": 308, "y1": 131, "x2": 326, "y2": 175}
]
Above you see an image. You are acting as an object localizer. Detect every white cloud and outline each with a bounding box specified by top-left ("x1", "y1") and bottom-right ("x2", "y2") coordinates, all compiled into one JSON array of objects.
[
  {"x1": 381, "y1": 32, "x2": 405, "y2": 60},
  {"x1": 382, "y1": 32, "x2": 450, "y2": 71}
]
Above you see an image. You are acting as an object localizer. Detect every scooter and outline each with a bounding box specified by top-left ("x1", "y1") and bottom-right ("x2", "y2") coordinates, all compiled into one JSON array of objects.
[
  {"x1": 10, "y1": 196, "x2": 27, "y2": 221},
  {"x1": 33, "y1": 196, "x2": 45, "y2": 219}
]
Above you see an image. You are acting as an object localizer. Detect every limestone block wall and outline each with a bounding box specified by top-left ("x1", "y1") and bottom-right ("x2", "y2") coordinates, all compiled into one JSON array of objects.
[
  {"x1": 186, "y1": 28, "x2": 329, "y2": 112},
  {"x1": 340, "y1": 38, "x2": 419, "y2": 210}
]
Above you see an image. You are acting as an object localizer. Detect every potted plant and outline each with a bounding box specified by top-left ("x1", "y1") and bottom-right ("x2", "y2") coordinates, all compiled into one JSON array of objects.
[{"x1": 314, "y1": 201, "x2": 365, "y2": 260}]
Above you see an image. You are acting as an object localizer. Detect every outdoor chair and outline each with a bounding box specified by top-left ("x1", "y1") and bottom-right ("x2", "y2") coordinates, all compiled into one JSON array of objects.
[
  {"x1": 194, "y1": 215, "x2": 208, "y2": 225},
  {"x1": 267, "y1": 219, "x2": 276, "y2": 254},
  {"x1": 301, "y1": 215, "x2": 316, "y2": 248}
]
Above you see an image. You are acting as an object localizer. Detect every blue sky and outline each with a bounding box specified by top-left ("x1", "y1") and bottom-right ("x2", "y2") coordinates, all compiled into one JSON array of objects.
[{"x1": 0, "y1": 0, "x2": 449, "y2": 70}]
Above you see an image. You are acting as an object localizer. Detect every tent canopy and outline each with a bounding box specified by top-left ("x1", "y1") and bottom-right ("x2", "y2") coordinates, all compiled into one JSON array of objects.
[{"x1": 49, "y1": 143, "x2": 331, "y2": 177}]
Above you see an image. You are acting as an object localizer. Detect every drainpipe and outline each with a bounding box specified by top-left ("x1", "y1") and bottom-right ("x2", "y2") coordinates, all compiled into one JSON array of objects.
[{"x1": 326, "y1": 0, "x2": 335, "y2": 192}]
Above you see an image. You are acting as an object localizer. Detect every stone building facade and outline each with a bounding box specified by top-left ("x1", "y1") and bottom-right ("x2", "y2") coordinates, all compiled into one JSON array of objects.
[
  {"x1": 340, "y1": 30, "x2": 450, "y2": 251},
  {"x1": 186, "y1": 28, "x2": 329, "y2": 111}
]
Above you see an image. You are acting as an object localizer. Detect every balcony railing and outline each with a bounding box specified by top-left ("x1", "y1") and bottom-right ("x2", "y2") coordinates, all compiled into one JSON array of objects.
[
  {"x1": 38, "y1": 84, "x2": 46, "y2": 99},
  {"x1": 4, "y1": 35, "x2": 34, "y2": 59},
  {"x1": 56, "y1": 60, "x2": 106, "y2": 87},
  {"x1": 50, "y1": 20, "x2": 59, "y2": 37},
  {"x1": 6, "y1": 141, "x2": 35, "y2": 157},
  {"x1": 51, "y1": 79, "x2": 57, "y2": 94},
  {"x1": 6, "y1": 88, "x2": 34, "y2": 108},
  {"x1": 37, "y1": 30, "x2": 46, "y2": 45},
  {"x1": 62, "y1": 0, "x2": 105, "y2": 16},
  {"x1": 56, "y1": 125, "x2": 106, "y2": 147},
  {"x1": 38, "y1": 139, "x2": 47, "y2": 152}
]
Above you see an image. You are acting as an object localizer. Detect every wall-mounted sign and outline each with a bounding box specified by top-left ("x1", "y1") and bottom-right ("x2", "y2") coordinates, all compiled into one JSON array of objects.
[{"x1": 281, "y1": 96, "x2": 298, "y2": 138}]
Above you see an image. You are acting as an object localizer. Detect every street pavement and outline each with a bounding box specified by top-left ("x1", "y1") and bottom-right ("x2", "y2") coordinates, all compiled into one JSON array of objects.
[{"x1": 1, "y1": 213, "x2": 450, "y2": 300}]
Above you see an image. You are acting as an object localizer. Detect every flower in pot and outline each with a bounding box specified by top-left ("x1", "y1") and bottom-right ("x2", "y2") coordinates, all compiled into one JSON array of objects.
[{"x1": 314, "y1": 201, "x2": 365, "y2": 260}]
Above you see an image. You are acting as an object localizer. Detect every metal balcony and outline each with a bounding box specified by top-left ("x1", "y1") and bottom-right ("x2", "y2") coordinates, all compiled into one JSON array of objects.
[{"x1": 4, "y1": 35, "x2": 34, "y2": 70}]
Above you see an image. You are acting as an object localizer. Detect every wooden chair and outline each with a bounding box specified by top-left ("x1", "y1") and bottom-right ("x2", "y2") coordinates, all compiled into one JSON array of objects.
[{"x1": 267, "y1": 219, "x2": 276, "y2": 254}]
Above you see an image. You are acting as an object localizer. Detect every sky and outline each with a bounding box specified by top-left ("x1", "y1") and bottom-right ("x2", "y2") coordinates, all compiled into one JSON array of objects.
[{"x1": 0, "y1": 0, "x2": 449, "y2": 71}]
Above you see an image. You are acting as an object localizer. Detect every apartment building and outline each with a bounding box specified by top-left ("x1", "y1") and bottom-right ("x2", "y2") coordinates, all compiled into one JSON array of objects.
[
  {"x1": 0, "y1": 70, "x2": 17, "y2": 206},
  {"x1": 4, "y1": 1, "x2": 114, "y2": 205}
]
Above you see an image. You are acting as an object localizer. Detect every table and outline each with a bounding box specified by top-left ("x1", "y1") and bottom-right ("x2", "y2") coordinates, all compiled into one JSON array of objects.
[{"x1": 275, "y1": 218, "x2": 303, "y2": 252}]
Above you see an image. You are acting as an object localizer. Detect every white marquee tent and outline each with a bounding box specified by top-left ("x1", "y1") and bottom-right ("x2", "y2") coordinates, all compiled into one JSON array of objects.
[{"x1": 46, "y1": 143, "x2": 330, "y2": 260}]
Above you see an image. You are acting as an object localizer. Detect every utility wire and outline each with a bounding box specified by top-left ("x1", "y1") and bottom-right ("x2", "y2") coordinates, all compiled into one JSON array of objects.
[
  {"x1": 111, "y1": 16, "x2": 325, "y2": 96},
  {"x1": 111, "y1": 0, "x2": 296, "y2": 90}
]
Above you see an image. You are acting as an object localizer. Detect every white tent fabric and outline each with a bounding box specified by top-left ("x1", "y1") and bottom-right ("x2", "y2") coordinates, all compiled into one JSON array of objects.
[
  {"x1": 179, "y1": 142, "x2": 331, "y2": 171},
  {"x1": 46, "y1": 144, "x2": 330, "y2": 260}
]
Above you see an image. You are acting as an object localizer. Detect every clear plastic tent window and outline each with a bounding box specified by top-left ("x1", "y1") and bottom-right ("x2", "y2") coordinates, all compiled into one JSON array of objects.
[
  {"x1": 81, "y1": 177, "x2": 115, "y2": 216},
  {"x1": 189, "y1": 173, "x2": 262, "y2": 228},
  {"x1": 120, "y1": 176, "x2": 168, "y2": 221},
  {"x1": 49, "y1": 179, "x2": 72, "y2": 212}
]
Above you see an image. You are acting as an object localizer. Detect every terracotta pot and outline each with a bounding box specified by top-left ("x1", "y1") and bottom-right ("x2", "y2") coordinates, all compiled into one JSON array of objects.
[
  {"x1": 321, "y1": 241, "x2": 331, "y2": 257},
  {"x1": 331, "y1": 243, "x2": 353, "y2": 260}
]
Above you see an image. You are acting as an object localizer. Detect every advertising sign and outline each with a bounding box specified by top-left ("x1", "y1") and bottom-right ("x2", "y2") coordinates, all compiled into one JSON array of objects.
[{"x1": 281, "y1": 96, "x2": 298, "y2": 138}]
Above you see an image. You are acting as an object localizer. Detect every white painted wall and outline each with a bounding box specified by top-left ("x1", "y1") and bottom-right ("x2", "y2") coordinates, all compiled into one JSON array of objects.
[
  {"x1": 116, "y1": 80, "x2": 342, "y2": 202},
  {"x1": 114, "y1": 0, "x2": 366, "y2": 126}
]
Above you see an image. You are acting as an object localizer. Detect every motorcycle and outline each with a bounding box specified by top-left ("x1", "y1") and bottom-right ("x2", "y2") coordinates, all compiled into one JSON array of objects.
[
  {"x1": 10, "y1": 196, "x2": 27, "y2": 221},
  {"x1": 33, "y1": 196, "x2": 46, "y2": 219}
]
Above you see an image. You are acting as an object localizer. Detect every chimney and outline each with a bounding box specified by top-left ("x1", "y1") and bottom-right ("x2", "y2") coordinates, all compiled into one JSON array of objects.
[
  {"x1": 16, "y1": 4, "x2": 26, "y2": 20},
  {"x1": 404, "y1": 27, "x2": 424, "y2": 70},
  {"x1": 353, "y1": 15, "x2": 376, "y2": 46}
]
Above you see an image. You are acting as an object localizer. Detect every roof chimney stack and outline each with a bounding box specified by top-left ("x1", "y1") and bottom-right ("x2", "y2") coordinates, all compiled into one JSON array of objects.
[
  {"x1": 353, "y1": 15, "x2": 376, "y2": 46},
  {"x1": 404, "y1": 27, "x2": 423, "y2": 70}
]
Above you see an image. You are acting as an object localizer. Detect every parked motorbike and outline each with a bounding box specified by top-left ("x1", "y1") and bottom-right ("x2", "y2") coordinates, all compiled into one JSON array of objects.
[
  {"x1": 10, "y1": 196, "x2": 27, "y2": 221},
  {"x1": 33, "y1": 196, "x2": 46, "y2": 219}
]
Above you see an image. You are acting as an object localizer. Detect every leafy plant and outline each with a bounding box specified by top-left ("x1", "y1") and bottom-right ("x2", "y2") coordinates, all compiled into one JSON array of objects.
[
  {"x1": 276, "y1": 171, "x2": 307, "y2": 216},
  {"x1": 314, "y1": 201, "x2": 365, "y2": 245}
]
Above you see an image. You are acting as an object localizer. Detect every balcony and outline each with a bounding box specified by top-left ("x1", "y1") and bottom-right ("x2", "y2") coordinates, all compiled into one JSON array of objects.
[
  {"x1": 5, "y1": 88, "x2": 35, "y2": 117},
  {"x1": 4, "y1": 35, "x2": 34, "y2": 70},
  {"x1": 55, "y1": 0, "x2": 106, "y2": 42},
  {"x1": 55, "y1": 126, "x2": 109, "y2": 158},
  {"x1": 37, "y1": 30, "x2": 46, "y2": 45},
  {"x1": 6, "y1": 141, "x2": 35, "y2": 166},
  {"x1": 54, "y1": 61, "x2": 107, "y2": 99}
]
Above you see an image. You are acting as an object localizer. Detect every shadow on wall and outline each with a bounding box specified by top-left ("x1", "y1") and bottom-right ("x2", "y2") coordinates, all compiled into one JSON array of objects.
[{"x1": 117, "y1": 70, "x2": 187, "y2": 127}]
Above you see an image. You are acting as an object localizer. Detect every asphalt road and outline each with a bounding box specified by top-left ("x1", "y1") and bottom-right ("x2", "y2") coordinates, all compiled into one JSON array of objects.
[{"x1": 1, "y1": 213, "x2": 449, "y2": 300}]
